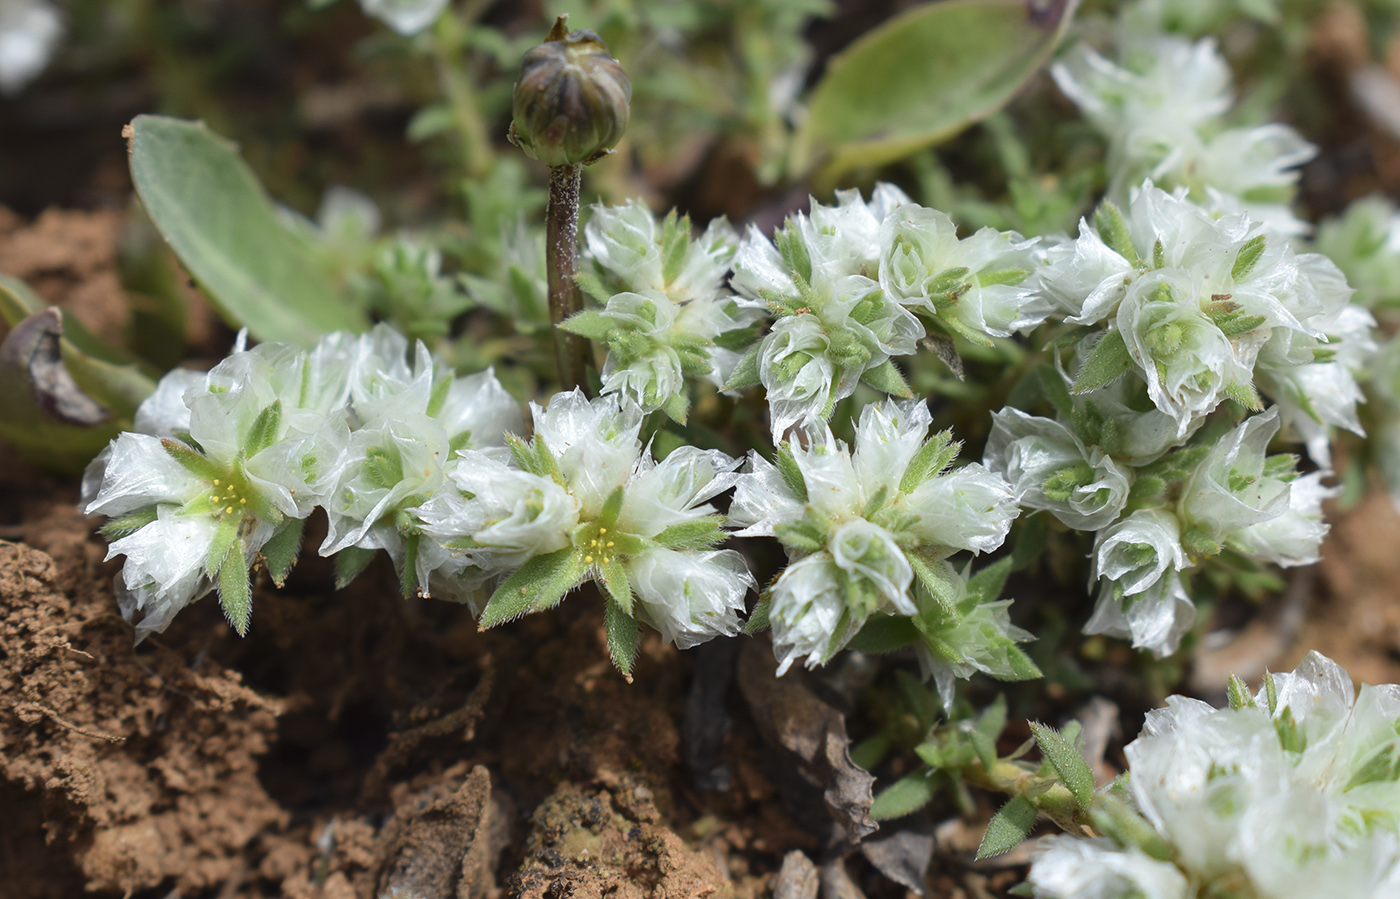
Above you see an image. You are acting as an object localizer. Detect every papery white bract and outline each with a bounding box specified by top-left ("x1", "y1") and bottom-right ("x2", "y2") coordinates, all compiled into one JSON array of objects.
[{"x1": 358, "y1": 0, "x2": 450, "y2": 35}]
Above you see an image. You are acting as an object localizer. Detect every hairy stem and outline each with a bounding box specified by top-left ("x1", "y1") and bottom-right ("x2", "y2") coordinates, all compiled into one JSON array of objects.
[{"x1": 546, "y1": 164, "x2": 592, "y2": 393}]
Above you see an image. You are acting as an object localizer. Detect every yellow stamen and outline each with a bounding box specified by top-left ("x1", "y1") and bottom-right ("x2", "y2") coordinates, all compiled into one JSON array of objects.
[
  {"x1": 599, "y1": 527, "x2": 607, "y2": 534},
  {"x1": 606, "y1": 541, "x2": 614, "y2": 548},
  {"x1": 584, "y1": 555, "x2": 594, "y2": 563},
  {"x1": 212, "y1": 479, "x2": 220, "y2": 485},
  {"x1": 225, "y1": 507, "x2": 234, "y2": 514}
]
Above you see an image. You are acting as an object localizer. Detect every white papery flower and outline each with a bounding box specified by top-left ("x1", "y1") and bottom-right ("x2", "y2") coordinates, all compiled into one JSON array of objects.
[
  {"x1": 583, "y1": 200, "x2": 738, "y2": 303},
  {"x1": 1027, "y1": 836, "x2": 1190, "y2": 899},
  {"x1": 1315, "y1": 193, "x2": 1400, "y2": 308},
  {"x1": 1092, "y1": 509, "x2": 1185, "y2": 594},
  {"x1": 0, "y1": 0, "x2": 61, "y2": 95},
  {"x1": 358, "y1": 0, "x2": 450, "y2": 35},
  {"x1": 731, "y1": 398, "x2": 1019, "y2": 673},
  {"x1": 1179, "y1": 409, "x2": 1291, "y2": 540},
  {"x1": 795, "y1": 183, "x2": 912, "y2": 278},
  {"x1": 983, "y1": 408, "x2": 1131, "y2": 530},
  {"x1": 413, "y1": 390, "x2": 754, "y2": 654},
  {"x1": 879, "y1": 204, "x2": 1048, "y2": 339},
  {"x1": 1229, "y1": 472, "x2": 1335, "y2": 567},
  {"x1": 1060, "y1": 652, "x2": 1400, "y2": 898},
  {"x1": 1052, "y1": 35, "x2": 1313, "y2": 230},
  {"x1": 1085, "y1": 569, "x2": 1196, "y2": 657}
]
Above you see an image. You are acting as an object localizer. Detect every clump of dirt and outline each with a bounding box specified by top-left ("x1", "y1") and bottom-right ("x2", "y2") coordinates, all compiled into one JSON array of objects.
[
  {"x1": 0, "y1": 538, "x2": 285, "y2": 898},
  {"x1": 0, "y1": 207, "x2": 131, "y2": 340},
  {"x1": 510, "y1": 781, "x2": 729, "y2": 899}
]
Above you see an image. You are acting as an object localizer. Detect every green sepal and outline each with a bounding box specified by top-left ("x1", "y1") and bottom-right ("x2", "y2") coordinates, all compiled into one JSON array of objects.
[
  {"x1": 775, "y1": 444, "x2": 809, "y2": 501},
  {"x1": 909, "y1": 553, "x2": 958, "y2": 616},
  {"x1": 899, "y1": 430, "x2": 958, "y2": 494},
  {"x1": 859, "y1": 358, "x2": 913, "y2": 398},
  {"x1": 1227, "y1": 673, "x2": 1257, "y2": 711},
  {"x1": 1223, "y1": 378, "x2": 1264, "y2": 411},
  {"x1": 604, "y1": 593, "x2": 641, "y2": 680},
  {"x1": 869, "y1": 772, "x2": 937, "y2": 821},
  {"x1": 1094, "y1": 201, "x2": 1140, "y2": 267},
  {"x1": 977, "y1": 268, "x2": 1029, "y2": 287},
  {"x1": 573, "y1": 269, "x2": 614, "y2": 305},
  {"x1": 653, "y1": 516, "x2": 726, "y2": 551},
  {"x1": 713, "y1": 325, "x2": 758, "y2": 353},
  {"x1": 1072, "y1": 329, "x2": 1133, "y2": 394},
  {"x1": 976, "y1": 795, "x2": 1037, "y2": 860},
  {"x1": 721, "y1": 342, "x2": 762, "y2": 392},
  {"x1": 1231, "y1": 234, "x2": 1267, "y2": 282},
  {"x1": 1181, "y1": 525, "x2": 1222, "y2": 560},
  {"x1": 559, "y1": 308, "x2": 615, "y2": 341},
  {"x1": 262, "y1": 516, "x2": 304, "y2": 587},
  {"x1": 334, "y1": 546, "x2": 377, "y2": 589},
  {"x1": 478, "y1": 547, "x2": 586, "y2": 628},
  {"x1": 660, "y1": 390, "x2": 689, "y2": 424},
  {"x1": 205, "y1": 513, "x2": 242, "y2": 578},
  {"x1": 162, "y1": 438, "x2": 223, "y2": 482},
  {"x1": 244, "y1": 401, "x2": 283, "y2": 456},
  {"x1": 1029, "y1": 722, "x2": 1095, "y2": 809},
  {"x1": 846, "y1": 614, "x2": 921, "y2": 654},
  {"x1": 598, "y1": 486, "x2": 625, "y2": 530},
  {"x1": 599, "y1": 557, "x2": 634, "y2": 616},
  {"x1": 399, "y1": 532, "x2": 421, "y2": 598},
  {"x1": 967, "y1": 557, "x2": 1012, "y2": 603},
  {"x1": 505, "y1": 433, "x2": 562, "y2": 483},
  {"x1": 218, "y1": 541, "x2": 253, "y2": 637},
  {"x1": 100, "y1": 507, "x2": 159, "y2": 540},
  {"x1": 744, "y1": 592, "x2": 772, "y2": 634}
]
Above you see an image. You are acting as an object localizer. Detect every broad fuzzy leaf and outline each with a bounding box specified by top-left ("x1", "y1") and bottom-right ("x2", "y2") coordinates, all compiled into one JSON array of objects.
[
  {"x1": 479, "y1": 547, "x2": 586, "y2": 628},
  {"x1": 976, "y1": 794, "x2": 1037, "y2": 859}
]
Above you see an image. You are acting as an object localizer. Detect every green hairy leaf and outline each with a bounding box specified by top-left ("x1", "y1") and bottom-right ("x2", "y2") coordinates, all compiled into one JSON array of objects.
[
  {"x1": 334, "y1": 546, "x2": 378, "y2": 590},
  {"x1": 479, "y1": 547, "x2": 586, "y2": 628},
  {"x1": 1072, "y1": 329, "x2": 1133, "y2": 394},
  {"x1": 604, "y1": 594, "x2": 641, "y2": 680},
  {"x1": 1029, "y1": 722, "x2": 1095, "y2": 809},
  {"x1": 217, "y1": 542, "x2": 253, "y2": 637},
  {"x1": 976, "y1": 794, "x2": 1037, "y2": 859},
  {"x1": 127, "y1": 116, "x2": 368, "y2": 345},
  {"x1": 870, "y1": 772, "x2": 938, "y2": 821},
  {"x1": 860, "y1": 358, "x2": 913, "y2": 398},
  {"x1": 262, "y1": 517, "x2": 305, "y2": 588}
]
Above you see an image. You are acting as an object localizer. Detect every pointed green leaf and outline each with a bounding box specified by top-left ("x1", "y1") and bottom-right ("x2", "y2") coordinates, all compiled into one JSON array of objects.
[
  {"x1": 1029, "y1": 722, "x2": 1095, "y2": 809},
  {"x1": 604, "y1": 593, "x2": 641, "y2": 680},
  {"x1": 127, "y1": 116, "x2": 367, "y2": 345},
  {"x1": 846, "y1": 614, "x2": 921, "y2": 654},
  {"x1": 1223, "y1": 378, "x2": 1264, "y2": 411},
  {"x1": 479, "y1": 547, "x2": 586, "y2": 628},
  {"x1": 334, "y1": 546, "x2": 377, "y2": 589},
  {"x1": 660, "y1": 390, "x2": 689, "y2": 424},
  {"x1": 967, "y1": 557, "x2": 1013, "y2": 603},
  {"x1": 574, "y1": 269, "x2": 614, "y2": 305},
  {"x1": 205, "y1": 513, "x2": 242, "y2": 578},
  {"x1": 1071, "y1": 329, "x2": 1133, "y2": 394},
  {"x1": 653, "y1": 516, "x2": 726, "y2": 551},
  {"x1": 976, "y1": 794, "x2": 1037, "y2": 859},
  {"x1": 721, "y1": 342, "x2": 762, "y2": 392},
  {"x1": 262, "y1": 517, "x2": 304, "y2": 587},
  {"x1": 218, "y1": 541, "x2": 252, "y2": 636},
  {"x1": 598, "y1": 557, "x2": 633, "y2": 616},
  {"x1": 870, "y1": 772, "x2": 938, "y2": 821},
  {"x1": 744, "y1": 593, "x2": 772, "y2": 634},
  {"x1": 1227, "y1": 674, "x2": 1257, "y2": 711},
  {"x1": 909, "y1": 554, "x2": 958, "y2": 616},
  {"x1": 859, "y1": 358, "x2": 913, "y2": 398},
  {"x1": 100, "y1": 508, "x2": 159, "y2": 540},
  {"x1": 162, "y1": 438, "x2": 223, "y2": 483},
  {"x1": 399, "y1": 532, "x2": 422, "y2": 598},
  {"x1": 559, "y1": 308, "x2": 615, "y2": 341}
]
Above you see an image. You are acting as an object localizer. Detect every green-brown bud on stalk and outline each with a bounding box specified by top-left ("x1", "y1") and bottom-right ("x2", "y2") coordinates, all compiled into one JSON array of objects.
[
  {"x1": 508, "y1": 17, "x2": 631, "y2": 168},
  {"x1": 509, "y1": 16, "x2": 632, "y2": 395}
]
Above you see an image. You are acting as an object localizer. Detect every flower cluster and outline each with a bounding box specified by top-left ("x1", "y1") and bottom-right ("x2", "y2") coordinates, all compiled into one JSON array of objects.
[
  {"x1": 1036, "y1": 182, "x2": 1373, "y2": 465},
  {"x1": 1051, "y1": 30, "x2": 1315, "y2": 234},
  {"x1": 726, "y1": 184, "x2": 1044, "y2": 440},
  {"x1": 82, "y1": 326, "x2": 523, "y2": 639},
  {"x1": 1027, "y1": 652, "x2": 1400, "y2": 898},
  {"x1": 730, "y1": 397, "x2": 1033, "y2": 703},
  {"x1": 564, "y1": 201, "x2": 752, "y2": 421}
]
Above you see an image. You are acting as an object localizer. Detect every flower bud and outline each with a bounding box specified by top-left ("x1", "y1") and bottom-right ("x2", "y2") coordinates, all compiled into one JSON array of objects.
[{"x1": 508, "y1": 16, "x2": 631, "y2": 168}]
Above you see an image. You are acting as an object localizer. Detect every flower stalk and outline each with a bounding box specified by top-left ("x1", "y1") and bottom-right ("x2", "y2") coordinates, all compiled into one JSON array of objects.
[{"x1": 546, "y1": 163, "x2": 591, "y2": 393}]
